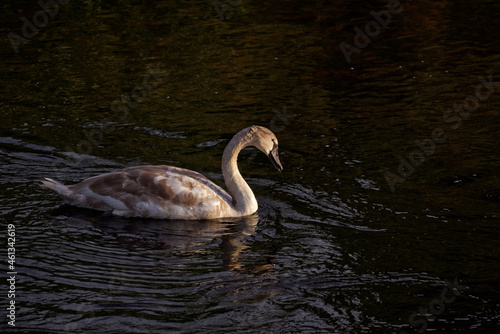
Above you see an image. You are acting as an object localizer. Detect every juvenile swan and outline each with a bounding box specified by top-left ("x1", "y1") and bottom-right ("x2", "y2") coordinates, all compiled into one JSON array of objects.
[{"x1": 40, "y1": 126, "x2": 282, "y2": 219}]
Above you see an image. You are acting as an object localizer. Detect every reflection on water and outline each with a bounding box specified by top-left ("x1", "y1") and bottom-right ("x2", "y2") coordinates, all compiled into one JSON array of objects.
[
  {"x1": 33, "y1": 211, "x2": 261, "y2": 332},
  {"x1": 1, "y1": 0, "x2": 500, "y2": 333}
]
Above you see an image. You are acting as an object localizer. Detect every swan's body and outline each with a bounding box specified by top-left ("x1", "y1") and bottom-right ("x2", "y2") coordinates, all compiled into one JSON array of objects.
[{"x1": 41, "y1": 126, "x2": 282, "y2": 219}]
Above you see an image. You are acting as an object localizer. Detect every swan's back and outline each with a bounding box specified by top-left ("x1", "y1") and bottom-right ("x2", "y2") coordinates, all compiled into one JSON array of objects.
[{"x1": 43, "y1": 165, "x2": 234, "y2": 219}]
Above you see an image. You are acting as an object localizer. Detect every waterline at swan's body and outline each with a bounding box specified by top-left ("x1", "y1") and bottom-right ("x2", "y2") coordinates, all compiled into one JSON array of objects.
[{"x1": 40, "y1": 126, "x2": 282, "y2": 219}]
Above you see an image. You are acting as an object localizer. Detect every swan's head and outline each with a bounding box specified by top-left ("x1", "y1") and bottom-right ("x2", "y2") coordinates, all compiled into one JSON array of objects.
[{"x1": 247, "y1": 125, "x2": 283, "y2": 172}]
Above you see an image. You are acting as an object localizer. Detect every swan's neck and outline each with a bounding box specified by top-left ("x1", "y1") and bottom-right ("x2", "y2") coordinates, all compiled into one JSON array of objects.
[{"x1": 221, "y1": 134, "x2": 258, "y2": 215}]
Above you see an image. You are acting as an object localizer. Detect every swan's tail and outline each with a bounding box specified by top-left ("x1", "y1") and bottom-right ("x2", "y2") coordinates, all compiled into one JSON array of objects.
[
  {"x1": 40, "y1": 178, "x2": 70, "y2": 194},
  {"x1": 40, "y1": 178, "x2": 113, "y2": 211}
]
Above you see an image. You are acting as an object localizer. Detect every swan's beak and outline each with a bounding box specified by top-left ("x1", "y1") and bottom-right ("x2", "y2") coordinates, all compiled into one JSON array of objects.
[{"x1": 268, "y1": 147, "x2": 283, "y2": 172}]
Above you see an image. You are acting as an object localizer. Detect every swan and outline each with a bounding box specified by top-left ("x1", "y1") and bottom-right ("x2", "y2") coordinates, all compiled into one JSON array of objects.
[{"x1": 40, "y1": 125, "x2": 282, "y2": 219}]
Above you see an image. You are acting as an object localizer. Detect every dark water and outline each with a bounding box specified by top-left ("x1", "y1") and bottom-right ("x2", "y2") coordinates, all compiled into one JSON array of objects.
[{"x1": 1, "y1": 0, "x2": 500, "y2": 333}]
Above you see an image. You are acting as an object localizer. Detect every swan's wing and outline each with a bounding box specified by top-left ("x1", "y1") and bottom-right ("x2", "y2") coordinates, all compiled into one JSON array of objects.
[{"x1": 68, "y1": 165, "x2": 232, "y2": 217}]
